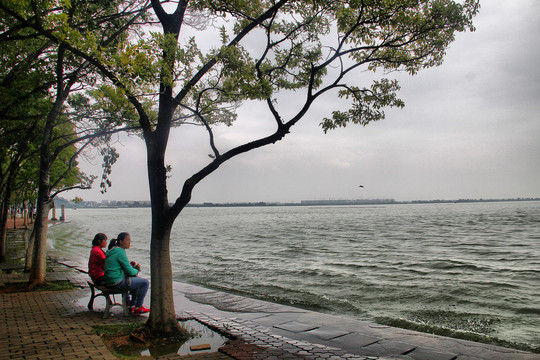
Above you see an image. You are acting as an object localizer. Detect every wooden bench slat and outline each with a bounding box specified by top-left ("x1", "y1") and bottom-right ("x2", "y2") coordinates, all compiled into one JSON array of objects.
[{"x1": 0, "y1": 263, "x2": 25, "y2": 271}]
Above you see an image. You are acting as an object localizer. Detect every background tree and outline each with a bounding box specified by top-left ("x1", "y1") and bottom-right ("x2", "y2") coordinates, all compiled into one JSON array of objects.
[
  {"x1": 3, "y1": 0, "x2": 479, "y2": 335},
  {"x1": 0, "y1": 17, "x2": 52, "y2": 261},
  {"x1": 24, "y1": 120, "x2": 97, "y2": 272},
  {"x1": 0, "y1": 0, "x2": 149, "y2": 285},
  {"x1": 0, "y1": 120, "x2": 39, "y2": 260}
]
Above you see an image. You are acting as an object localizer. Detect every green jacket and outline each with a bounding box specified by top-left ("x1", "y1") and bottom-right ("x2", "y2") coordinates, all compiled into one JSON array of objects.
[{"x1": 103, "y1": 247, "x2": 138, "y2": 285}]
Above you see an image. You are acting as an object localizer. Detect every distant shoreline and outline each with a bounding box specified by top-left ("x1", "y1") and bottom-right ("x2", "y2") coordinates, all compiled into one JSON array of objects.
[
  {"x1": 190, "y1": 197, "x2": 540, "y2": 208},
  {"x1": 59, "y1": 197, "x2": 540, "y2": 209}
]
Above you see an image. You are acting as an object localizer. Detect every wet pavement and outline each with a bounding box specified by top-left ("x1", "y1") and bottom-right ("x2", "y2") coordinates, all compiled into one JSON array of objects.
[{"x1": 170, "y1": 282, "x2": 539, "y2": 360}]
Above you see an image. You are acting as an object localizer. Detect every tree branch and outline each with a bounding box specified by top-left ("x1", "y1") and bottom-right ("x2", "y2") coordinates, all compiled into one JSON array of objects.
[{"x1": 173, "y1": 0, "x2": 289, "y2": 106}]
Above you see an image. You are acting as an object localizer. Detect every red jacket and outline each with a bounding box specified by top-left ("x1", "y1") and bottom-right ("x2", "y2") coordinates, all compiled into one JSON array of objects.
[{"x1": 88, "y1": 246, "x2": 106, "y2": 281}]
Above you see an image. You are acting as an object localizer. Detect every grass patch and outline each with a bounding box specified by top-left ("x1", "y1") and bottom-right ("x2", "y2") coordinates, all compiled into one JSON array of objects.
[
  {"x1": 94, "y1": 323, "x2": 149, "y2": 359},
  {"x1": 94, "y1": 322, "x2": 192, "y2": 359},
  {"x1": 94, "y1": 323, "x2": 147, "y2": 337}
]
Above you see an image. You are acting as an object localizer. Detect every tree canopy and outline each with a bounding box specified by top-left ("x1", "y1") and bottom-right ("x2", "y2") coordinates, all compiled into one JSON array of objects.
[
  {"x1": 1, "y1": 0, "x2": 479, "y2": 334},
  {"x1": 0, "y1": 0, "x2": 148, "y2": 277}
]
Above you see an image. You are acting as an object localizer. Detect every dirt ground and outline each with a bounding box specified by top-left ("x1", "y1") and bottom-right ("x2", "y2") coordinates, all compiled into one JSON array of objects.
[{"x1": 5, "y1": 215, "x2": 33, "y2": 230}]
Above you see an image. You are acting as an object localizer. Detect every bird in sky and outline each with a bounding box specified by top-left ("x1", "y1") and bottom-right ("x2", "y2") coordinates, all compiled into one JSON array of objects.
[{"x1": 358, "y1": 185, "x2": 364, "y2": 188}]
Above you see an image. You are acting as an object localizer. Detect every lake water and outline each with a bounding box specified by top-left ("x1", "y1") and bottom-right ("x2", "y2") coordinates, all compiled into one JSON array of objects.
[{"x1": 47, "y1": 201, "x2": 540, "y2": 350}]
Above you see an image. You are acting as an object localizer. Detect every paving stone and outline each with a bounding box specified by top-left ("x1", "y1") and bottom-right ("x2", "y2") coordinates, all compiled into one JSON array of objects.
[
  {"x1": 357, "y1": 339, "x2": 416, "y2": 358},
  {"x1": 405, "y1": 346, "x2": 458, "y2": 360},
  {"x1": 330, "y1": 332, "x2": 379, "y2": 351},
  {"x1": 273, "y1": 321, "x2": 320, "y2": 333},
  {"x1": 306, "y1": 327, "x2": 353, "y2": 340}
]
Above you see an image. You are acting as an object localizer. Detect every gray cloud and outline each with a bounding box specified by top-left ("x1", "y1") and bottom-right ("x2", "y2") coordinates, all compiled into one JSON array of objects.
[{"x1": 70, "y1": 1, "x2": 540, "y2": 203}]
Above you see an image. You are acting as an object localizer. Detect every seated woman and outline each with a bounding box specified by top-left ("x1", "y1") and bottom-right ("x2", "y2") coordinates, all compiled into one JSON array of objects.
[
  {"x1": 103, "y1": 232, "x2": 150, "y2": 314},
  {"x1": 88, "y1": 233, "x2": 108, "y2": 285}
]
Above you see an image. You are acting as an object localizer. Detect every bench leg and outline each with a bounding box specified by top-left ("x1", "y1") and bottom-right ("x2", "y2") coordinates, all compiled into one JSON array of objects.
[
  {"x1": 103, "y1": 294, "x2": 113, "y2": 318},
  {"x1": 102, "y1": 292, "x2": 131, "y2": 318},
  {"x1": 87, "y1": 283, "x2": 96, "y2": 310},
  {"x1": 122, "y1": 291, "x2": 130, "y2": 316}
]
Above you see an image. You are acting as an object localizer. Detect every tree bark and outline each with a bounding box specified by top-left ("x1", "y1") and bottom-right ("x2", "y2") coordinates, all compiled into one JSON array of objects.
[
  {"x1": 145, "y1": 128, "x2": 182, "y2": 335},
  {"x1": 23, "y1": 200, "x2": 28, "y2": 229},
  {"x1": 0, "y1": 192, "x2": 9, "y2": 263},
  {"x1": 28, "y1": 184, "x2": 52, "y2": 287},
  {"x1": 28, "y1": 97, "x2": 57, "y2": 286},
  {"x1": 24, "y1": 226, "x2": 36, "y2": 272},
  {"x1": 0, "y1": 161, "x2": 17, "y2": 263},
  {"x1": 147, "y1": 217, "x2": 180, "y2": 334}
]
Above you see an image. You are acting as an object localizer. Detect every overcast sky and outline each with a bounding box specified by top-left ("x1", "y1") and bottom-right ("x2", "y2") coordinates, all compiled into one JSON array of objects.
[{"x1": 68, "y1": 0, "x2": 540, "y2": 204}]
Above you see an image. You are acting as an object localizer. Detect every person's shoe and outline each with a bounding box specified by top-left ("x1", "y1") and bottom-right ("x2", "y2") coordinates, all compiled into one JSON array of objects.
[{"x1": 132, "y1": 306, "x2": 150, "y2": 315}]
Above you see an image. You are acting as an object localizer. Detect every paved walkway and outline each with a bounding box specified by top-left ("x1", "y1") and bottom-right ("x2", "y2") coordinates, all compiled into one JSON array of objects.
[
  {"x1": 0, "y1": 261, "x2": 233, "y2": 360},
  {"x1": 1, "y1": 258, "x2": 538, "y2": 360}
]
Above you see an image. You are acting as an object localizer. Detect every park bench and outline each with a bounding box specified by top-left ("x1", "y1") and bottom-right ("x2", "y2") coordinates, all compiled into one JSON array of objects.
[
  {"x1": 87, "y1": 281, "x2": 130, "y2": 318},
  {"x1": 0, "y1": 263, "x2": 25, "y2": 274}
]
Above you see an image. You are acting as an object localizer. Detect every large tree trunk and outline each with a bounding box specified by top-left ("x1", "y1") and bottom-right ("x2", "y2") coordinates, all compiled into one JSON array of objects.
[
  {"x1": 27, "y1": 56, "x2": 64, "y2": 286},
  {"x1": 24, "y1": 226, "x2": 36, "y2": 272},
  {"x1": 28, "y1": 188, "x2": 52, "y2": 287},
  {"x1": 0, "y1": 164, "x2": 16, "y2": 263},
  {"x1": 147, "y1": 217, "x2": 180, "y2": 334},
  {"x1": 145, "y1": 129, "x2": 182, "y2": 335},
  {"x1": 28, "y1": 127, "x2": 53, "y2": 287},
  {"x1": 0, "y1": 191, "x2": 10, "y2": 263},
  {"x1": 22, "y1": 200, "x2": 28, "y2": 229}
]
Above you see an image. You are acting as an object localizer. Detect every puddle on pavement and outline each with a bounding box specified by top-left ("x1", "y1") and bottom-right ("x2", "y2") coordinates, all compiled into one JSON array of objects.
[{"x1": 113, "y1": 319, "x2": 231, "y2": 358}]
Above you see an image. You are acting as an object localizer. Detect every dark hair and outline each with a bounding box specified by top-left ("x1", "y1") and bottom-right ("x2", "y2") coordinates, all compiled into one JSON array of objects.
[
  {"x1": 108, "y1": 232, "x2": 130, "y2": 250},
  {"x1": 92, "y1": 233, "x2": 107, "y2": 246}
]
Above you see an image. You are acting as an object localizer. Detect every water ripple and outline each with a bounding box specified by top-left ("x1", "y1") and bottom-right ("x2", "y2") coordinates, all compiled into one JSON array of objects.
[{"x1": 50, "y1": 201, "x2": 540, "y2": 349}]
